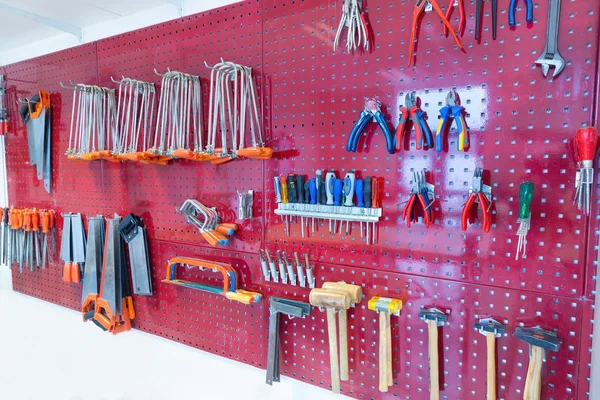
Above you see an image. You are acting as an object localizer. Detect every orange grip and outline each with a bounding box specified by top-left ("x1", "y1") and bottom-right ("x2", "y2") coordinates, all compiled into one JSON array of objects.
[
  {"x1": 82, "y1": 293, "x2": 98, "y2": 321},
  {"x1": 32, "y1": 210, "x2": 39, "y2": 231},
  {"x1": 201, "y1": 230, "x2": 220, "y2": 247},
  {"x1": 80, "y1": 152, "x2": 102, "y2": 161},
  {"x1": 49, "y1": 210, "x2": 55, "y2": 228},
  {"x1": 218, "y1": 223, "x2": 238, "y2": 231},
  {"x1": 210, "y1": 229, "x2": 229, "y2": 243},
  {"x1": 372, "y1": 177, "x2": 381, "y2": 208},
  {"x1": 171, "y1": 149, "x2": 196, "y2": 160},
  {"x1": 70, "y1": 263, "x2": 81, "y2": 283},
  {"x1": 94, "y1": 298, "x2": 117, "y2": 331},
  {"x1": 63, "y1": 263, "x2": 72, "y2": 282},
  {"x1": 237, "y1": 147, "x2": 273, "y2": 160},
  {"x1": 210, "y1": 156, "x2": 234, "y2": 165},
  {"x1": 215, "y1": 224, "x2": 235, "y2": 236},
  {"x1": 17, "y1": 209, "x2": 24, "y2": 229},
  {"x1": 23, "y1": 210, "x2": 32, "y2": 232},
  {"x1": 41, "y1": 211, "x2": 50, "y2": 233}
]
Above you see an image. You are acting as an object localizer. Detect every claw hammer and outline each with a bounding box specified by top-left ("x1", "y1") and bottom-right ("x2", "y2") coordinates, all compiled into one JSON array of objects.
[
  {"x1": 474, "y1": 318, "x2": 505, "y2": 400},
  {"x1": 419, "y1": 307, "x2": 448, "y2": 400},
  {"x1": 514, "y1": 327, "x2": 562, "y2": 400}
]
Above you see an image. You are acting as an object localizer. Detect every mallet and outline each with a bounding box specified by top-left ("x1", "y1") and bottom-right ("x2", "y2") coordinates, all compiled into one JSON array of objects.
[
  {"x1": 368, "y1": 296, "x2": 402, "y2": 392},
  {"x1": 309, "y1": 288, "x2": 352, "y2": 394},
  {"x1": 419, "y1": 307, "x2": 448, "y2": 400},
  {"x1": 322, "y1": 281, "x2": 363, "y2": 381},
  {"x1": 514, "y1": 327, "x2": 562, "y2": 400},
  {"x1": 474, "y1": 318, "x2": 505, "y2": 400}
]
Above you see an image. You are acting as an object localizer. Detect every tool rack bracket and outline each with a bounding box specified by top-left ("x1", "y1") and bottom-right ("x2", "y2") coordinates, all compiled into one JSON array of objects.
[{"x1": 3, "y1": 0, "x2": 599, "y2": 399}]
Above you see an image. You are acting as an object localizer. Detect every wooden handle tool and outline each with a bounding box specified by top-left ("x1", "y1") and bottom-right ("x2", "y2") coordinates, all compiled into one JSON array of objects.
[
  {"x1": 474, "y1": 318, "x2": 505, "y2": 400},
  {"x1": 427, "y1": 319, "x2": 440, "y2": 400},
  {"x1": 327, "y1": 308, "x2": 341, "y2": 394},
  {"x1": 368, "y1": 296, "x2": 402, "y2": 392}
]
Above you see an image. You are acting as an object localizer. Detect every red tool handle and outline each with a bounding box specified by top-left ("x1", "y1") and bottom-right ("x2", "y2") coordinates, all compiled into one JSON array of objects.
[{"x1": 575, "y1": 126, "x2": 599, "y2": 162}]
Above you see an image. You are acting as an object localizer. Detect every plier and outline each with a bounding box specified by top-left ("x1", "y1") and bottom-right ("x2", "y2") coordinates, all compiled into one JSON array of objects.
[
  {"x1": 461, "y1": 168, "x2": 492, "y2": 232},
  {"x1": 396, "y1": 93, "x2": 433, "y2": 151},
  {"x1": 508, "y1": 0, "x2": 533, "y2": 27},
  {"x1": 435, "y1": 90, "x2": 468, "y2": 152},
  {"x1": 475, "y1": 0, "x2": 498, "y2": 41},
  {"x1": 444, "y1": 0, "x2": 466, "y2": 37},
  {"x1": 347, "y1": 97, "x2": 395, "y2": 154},
  {"x1": 408, "y1": 0, "x2": 465, "y2": 67},
  {"x1": 402, "y1": 170, "x2": 434, "y2": 228}
]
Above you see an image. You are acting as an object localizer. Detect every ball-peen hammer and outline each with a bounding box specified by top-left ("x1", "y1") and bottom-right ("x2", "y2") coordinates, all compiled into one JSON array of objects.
[{"x1": 419, "y1": 307, "x2": 448, "y2": 400}]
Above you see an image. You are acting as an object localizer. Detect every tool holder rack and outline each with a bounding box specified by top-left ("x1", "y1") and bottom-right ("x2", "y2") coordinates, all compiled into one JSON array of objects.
[
  {"x1": 2, "y1": 0, "x2": 600, "y2": 399},
  {"x1": 274, "y1": 203, "x2": 382, "y2": 222}
]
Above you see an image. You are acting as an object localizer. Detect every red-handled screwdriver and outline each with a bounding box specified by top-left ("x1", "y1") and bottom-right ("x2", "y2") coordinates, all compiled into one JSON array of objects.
[{"x1": 574, "y1": 127, "x2": 599, "y2": 215}]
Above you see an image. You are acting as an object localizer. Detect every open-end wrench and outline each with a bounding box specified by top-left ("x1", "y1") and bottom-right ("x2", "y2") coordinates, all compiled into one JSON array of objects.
[{"x1": 535, "y1": 0, "x2": 564, "y2": 78}]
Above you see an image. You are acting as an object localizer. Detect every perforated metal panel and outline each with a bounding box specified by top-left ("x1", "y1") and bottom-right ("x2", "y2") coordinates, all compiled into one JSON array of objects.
[{"x1": 2, "y1": 0, "x2": 600, "y2": 398}]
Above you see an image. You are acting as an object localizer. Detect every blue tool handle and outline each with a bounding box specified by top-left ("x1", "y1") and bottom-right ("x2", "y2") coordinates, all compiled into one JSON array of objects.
[
  {"x1": 355, "y1": 179, "x2": 364, "y2": 207},
  {"x1": 452, "y1": 105, "x2": 468, "y2": 150},
  {"x1": 436, "y1": 107, "x2": 452, "y2": 152},
  {"x1": 348, "y1": 111, "x2": 372, "y2": 152},
  {"x1": 416, "y1": 110, "x2": 433, "y2": 148},
  {"x1": 333, "y1": 179, "x2": 343, "y2": 206},
  {"x1": 508, "y1": 0, "x2": 517, "y2": 26},
  {"x1": 525, "y1": 0, "x2": 533, "y2": 22},
  {"x1": 373, "y1": 111, "x2": 395, "y2": 154},
  {"x1": 309, "y1": 178, "x2": 317, "y2": 204}
]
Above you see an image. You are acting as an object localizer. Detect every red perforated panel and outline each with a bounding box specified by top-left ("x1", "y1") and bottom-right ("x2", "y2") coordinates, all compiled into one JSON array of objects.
[{"x1": 2, "y1": 0, "x2": 599, "y2": 398}]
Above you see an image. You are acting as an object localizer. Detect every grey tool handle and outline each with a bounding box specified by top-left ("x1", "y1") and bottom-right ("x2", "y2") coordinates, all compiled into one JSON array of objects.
[
  {"x1": 269, "y1": 261, "x2": 279, "y2": 283},
  {"x1": 297, "y1": 264, "x2": 306, "y2": 287},
  {"x1": 546, "y1": 0, "x2": 561, "y2": 55},
  {"x1": 266, "y1": 310, "x2": 280, "y2": 385},
  {"x1": 278, "y1": 260, "x2": 288, "y2": 284}
]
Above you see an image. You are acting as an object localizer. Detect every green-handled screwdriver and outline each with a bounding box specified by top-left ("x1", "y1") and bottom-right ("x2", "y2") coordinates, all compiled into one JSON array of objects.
[{"x1": 516, "y1": 181, "x2": 533, "y2": 260}]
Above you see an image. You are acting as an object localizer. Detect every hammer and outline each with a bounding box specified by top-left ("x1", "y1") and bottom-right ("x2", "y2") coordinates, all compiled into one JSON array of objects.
[
  {"x1": 309, "y1": 287, "x2": 352, "y2": 394},
  {"x1": 514, "y1": 327, "x2": 562, "y2": 400},
  {"x1": 322, "y1": 281, "x2": 363, "y2": 381},
  {"x1": 368, "y1": 296, "x2": 402, "y2": 392},
  {"x1": 419, "y1": 307, "x2": 448, "y2": 400},
  {"x1": 473, "y1": 318, "x2": 505, "y2": 400}
]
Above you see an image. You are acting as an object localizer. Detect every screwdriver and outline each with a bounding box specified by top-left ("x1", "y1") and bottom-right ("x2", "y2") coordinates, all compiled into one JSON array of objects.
[
  {"x1": 296, "y1": 175, "x2": 305, "y2": 237},
  {"x1": 574, "y1": 127, "x2": 599, "y2": 215},
  {"x1": 316, "y1": 170, "x2": 323, "y2": 205},
  {"x1": 343, "y1": 171, "x2": 356, "y2": 234},
  {"x1": 309, "y1": 178, "x2": 317, "y2": 233},
  {"x1": 274, "y1": 176, "x2": 282, "y2": 203},
  {"x1": 364, "y1": 177, "x2": 372, "y2": 243},
  {"x1": 356, "y1": 179, "x2": 365, "y2": 237},
  {"x1": 371, "y1": 177, "x2": 380, "y2": 244},
  {"x1": 334, "y1": 178, "x2": 343, "y2": 233},
  {"x1": 287, "y1": 174, "x2": 297, "y2": 204},
  {"x1": 516, "y1": 181, "x2": 533, "y2": 260},
  {"x1": 280, "y1": 176, "x2": 289, "y2": 235},
  {"x1": 326, "y1": 170, "x2": 336, "y2": 231}
]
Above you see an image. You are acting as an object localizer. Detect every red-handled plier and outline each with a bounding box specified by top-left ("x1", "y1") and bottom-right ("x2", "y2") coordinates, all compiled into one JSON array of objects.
[
  {"x1": 461, "y1": 168, "x2": 492, "y2": 232},
  {"x1": 444, "y1": 0, "x2": 466, "y2": 38},
  {"x1": 408, "y1": 0, "x2": 465, "y2": 67}
]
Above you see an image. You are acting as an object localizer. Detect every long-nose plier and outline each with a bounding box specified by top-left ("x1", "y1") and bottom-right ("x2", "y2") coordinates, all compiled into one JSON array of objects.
[
  {"x1": 408, "y1": 0, "x2": 465, "y2": 67},
  {"x1": 402, "y1": 170, "x2": 435, "y2": 228},
  {"x1": 347, "y1": 97, "x2": 395, "y2": 154},
  {"x1": 396, "y1": 93, "x2": 433, "y2": 151},
  {"x1": 435, "y1": 90, "x2": 468, "y2": 152},
  {"x1": 461, "y1": 167, "x2": 492, "y2": 232}
]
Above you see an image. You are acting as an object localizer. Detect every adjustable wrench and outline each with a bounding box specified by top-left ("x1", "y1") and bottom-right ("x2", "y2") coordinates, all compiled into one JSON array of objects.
[{"x1": 535, "y1": 0, "x2": 564, "y2": 77}]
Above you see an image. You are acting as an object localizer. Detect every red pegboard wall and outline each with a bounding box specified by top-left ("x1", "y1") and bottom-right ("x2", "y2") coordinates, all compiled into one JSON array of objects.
[{"x1": 2, "y1": 0, "x2": 600, "y2": 399}]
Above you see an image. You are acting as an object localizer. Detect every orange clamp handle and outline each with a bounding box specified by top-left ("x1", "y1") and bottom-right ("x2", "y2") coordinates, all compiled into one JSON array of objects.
[{"x1": 31, "y1": 210, "x2": 39, "y2": 232}]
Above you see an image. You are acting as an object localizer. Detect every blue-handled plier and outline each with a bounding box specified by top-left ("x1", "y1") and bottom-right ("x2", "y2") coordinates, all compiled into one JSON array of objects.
[
  {"x1": 435, "y1": 90, "x2": 468, "y2": 152},
  {"x1": 347, "y1": 97, "x2": 395, "y2": 154},
  {"x1": 508, "y1": 0, "x2": 533, "y2": 27}
]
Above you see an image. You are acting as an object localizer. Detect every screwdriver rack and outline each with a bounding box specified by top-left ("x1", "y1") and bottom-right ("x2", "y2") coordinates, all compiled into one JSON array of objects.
[{"x1": 2, "y1": 0, "x2": 600, "y2": 399}]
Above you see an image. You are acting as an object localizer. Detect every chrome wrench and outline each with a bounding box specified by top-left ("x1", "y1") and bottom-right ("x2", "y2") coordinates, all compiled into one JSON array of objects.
[{"x1": 535, "y1": 0, "x2": 564, "y2": 77}]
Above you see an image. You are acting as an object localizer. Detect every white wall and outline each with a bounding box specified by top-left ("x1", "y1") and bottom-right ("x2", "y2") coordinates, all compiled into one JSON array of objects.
[
  {"x1": 0, "y1": 0, "x2": 245, "y2": 65},
  {"x1": 0, "y1": 267, "x2": 348, "y2": 400}
]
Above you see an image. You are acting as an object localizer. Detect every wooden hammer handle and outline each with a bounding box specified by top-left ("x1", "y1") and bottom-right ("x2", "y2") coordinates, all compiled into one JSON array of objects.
[
  {"x1": 428, "y1": 319, "x2": 440, "y2": 400},
  {"x1": 379, "y1": 312, "x2": 389, "y2": 392},
  {"x1": 339, "y1": 310, "x2": 349, "y2": 381},
  {"x1": 326, "y1": 308, "x2": 341, "y2": 394},
  {"x1": 524, "y1": 345, "x2": 543, "y2": 400},
  {"x1": 486, "y1": 332, "x2": 496, "y2": 400},
  {"x1": 386, "y1": 312, "x2": 393, "y2": 387}
]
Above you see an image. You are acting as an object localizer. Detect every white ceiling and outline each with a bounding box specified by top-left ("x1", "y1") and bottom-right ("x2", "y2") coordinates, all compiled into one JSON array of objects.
[{"x1": 0, "y1": 0, "x2": 239, "y2": 65}]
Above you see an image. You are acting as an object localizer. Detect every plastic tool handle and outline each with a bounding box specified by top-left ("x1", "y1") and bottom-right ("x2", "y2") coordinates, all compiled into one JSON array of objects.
[
  {"x1": 452, "y1": 105, "x2": 468, "y2": 151},
  {"x1": 508, "y1": 0, "x2": 518, "y2": 26},
  {"x1": 396, "y1": 108, "x2": 408, "y2": 151},
  {"x1": 372, "y1": 177, "x2": 381, "y2": 208},
  {"x1": 416, "y1": 110, "x2": 433, "y2": 148},
  {"x1": 279, "y1": 176, "x2": 288, "y2": 203},
  {"x1": 475, "y1": 0, "x2": 482, "y2": 40},
  {"x1": 575, "y1": 126, "x2": 599, "y2": 163},
  {"x1": 316, "y1": 170, "x2": 323, "y2": 205},
  {"x1": 364, "y1": 177, "x2": 372, "y2": 208},
  {"x1": 355, "y1": 179, "x2": 365, "y2": 207},
  {"x1": 343, "y1": 171, "x2": 356, "y2": 207},
  {"x1": 296, "y1": 175, "x2": 305, "y2": 203},
  {"x1": 309, "y1": 178, "x2": 317, "y2": 204},
  {"x1": 525, "y1": 0, "x2": 533, "y2": 22},
  {"x1": 326, "y1": 170, "x2": 336, "y2": 205},
  {"x1": 287, "y1": 175, "x2": 297, "y2": 203},
  {"x1": 347, "y1": 111, "x2": 371, "y2": 152},
  {"x1": 334, "y1": 179, "x2": 343, "y2": 206},
  {"x1": 274, "y1": 176, "x2": 282, "y2": 203},
  {"x1": 436, "y1": 107, "x2": 452, "y2": 152},
  {"x1": 372, "y1": 111, "x2": 395, "y2": 154},
  {"x1": 492, "y1": 0, "x2": 498, "y2": 39},
  {"x1": 304, "y1": 181, "x2": 310, "y2": 204},
  {"x1": 518, "y1": 181, "x2": 534, "y2": 219}
]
